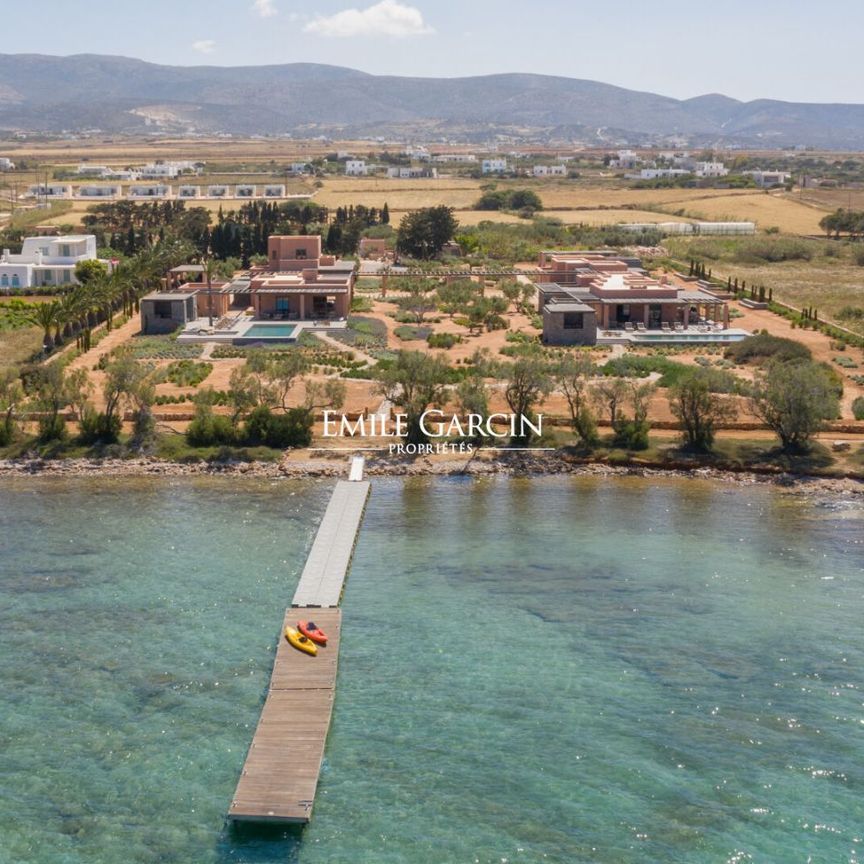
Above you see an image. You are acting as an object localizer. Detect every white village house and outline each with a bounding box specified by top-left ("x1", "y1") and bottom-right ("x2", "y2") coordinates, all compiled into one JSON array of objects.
[
  {"x1": 482, "y1": 159, "x2": 509, "y2": 174},
  {"x1": 532, "y1": 164, "x2": 567, "y2": 177},
  {"x1": 0, "y1": 234, "x2": 108, "y2": 290},
  {"x1": 344, "y1": 160, "x2": 368, "y2": 176}
]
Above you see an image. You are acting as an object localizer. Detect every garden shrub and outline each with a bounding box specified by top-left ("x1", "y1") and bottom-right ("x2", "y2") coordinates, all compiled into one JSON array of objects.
[
  {"x1": 78, "y1": 409, "x2": 122, "y2": 445},
  {"x1": 724, "y1": 334, "x2": 812, "y2": 365},
  {"x1": 427, "y1": 332, "x2": 462, "y2": 349},
  {"x1": 243, "y1": 405, "x2": 313, "y2": 449},
  {"x1": 165, "y1": 360, "x2": 213, "y2": 388},
  {"x1": 186, "y1": 404, "x2": 236, "y2": 447}
]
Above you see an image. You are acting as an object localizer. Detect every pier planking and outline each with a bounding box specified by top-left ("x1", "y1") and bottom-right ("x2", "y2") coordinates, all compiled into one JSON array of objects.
[
  {"x1": 229, "y1": 608, "x2": 342, "y2": 823},
  {"x1": 229, "y1": 460, "x2": 368, "y2": 824},
  {"x1": 291, "y1": 479, "x2": 370, "y2": 608}
]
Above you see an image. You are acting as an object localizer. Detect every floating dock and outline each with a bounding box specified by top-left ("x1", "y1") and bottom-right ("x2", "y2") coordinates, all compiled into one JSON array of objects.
[
  {"x1": 228, "y1": 458, "x2": 369, "y2": 824},
  {"x1": 291, "y1": 476, "x2": 371, "y2": 608},
  {"x1": 228, "y1": 608, "x2": 341, "y2": 823}
]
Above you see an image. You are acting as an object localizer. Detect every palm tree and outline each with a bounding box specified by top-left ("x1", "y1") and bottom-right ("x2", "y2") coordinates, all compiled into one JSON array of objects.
[
  {"x1": 201, "y1": 257, "x2": 216, "y2": 327},
  {"x1": 59, "y1": 285, "x2": 89, "y2": 342},
  {"x1": 89, "y1": 276, "x2": 119, "y2": 332},
  {"x1": 26, "y1": 300, "x2": 64, "y2": 353},
  {"x1": 201, "y1": 257, "x2": 224, "y2": 327}
]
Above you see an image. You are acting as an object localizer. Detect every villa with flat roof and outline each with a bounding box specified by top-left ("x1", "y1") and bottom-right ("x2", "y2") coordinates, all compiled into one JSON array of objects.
[
  {"x1": 245, "y1": 236, "x2": 355, "y2": 321},
  {"x1": 141, "y1": 235, "x2": 355, "y2": 341},
  {"x1": 535, "y1": 252, "x2": 738, "y2": 346},
  {"x1": 0, "y1": 234, "x2": 107, "y2": 290}
]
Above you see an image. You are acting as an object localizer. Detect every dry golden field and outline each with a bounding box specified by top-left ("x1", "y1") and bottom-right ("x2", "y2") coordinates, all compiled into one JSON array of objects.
[
  {"x1": 312, "y1": 176, "x2": 481, "y2": 210},
  {"x1": 797, "y1": 188, "x2": 864, "y2": 210},
  {"x1": 540, "y1": 208, "x2": 697, "y2": 225},
  {"x1": 698, "y1": 259, "x2": 864, "y2": 334},
  {"x1": 0, "y1": 140, "x2": 850, "y2": 236},
  {"x1": 657, "y1": 192, "x2": 827, "y2": 234}
]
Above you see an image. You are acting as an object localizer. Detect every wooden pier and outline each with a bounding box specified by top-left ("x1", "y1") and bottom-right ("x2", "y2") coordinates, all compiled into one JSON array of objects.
[
  {"x1": 228, "y1": 459, "x2": 369, "y2": 824},
  {"x1": 228, "y1": 608, "x2": 341, "y2": 823},
  {"x1": 291, "y1": 477, "x2": 371, "y2": 608}
]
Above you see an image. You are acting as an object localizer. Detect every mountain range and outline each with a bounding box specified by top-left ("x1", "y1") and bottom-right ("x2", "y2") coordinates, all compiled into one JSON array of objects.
[{"x1": 1, "y1": 54, "x2": 864, "y2": 148}]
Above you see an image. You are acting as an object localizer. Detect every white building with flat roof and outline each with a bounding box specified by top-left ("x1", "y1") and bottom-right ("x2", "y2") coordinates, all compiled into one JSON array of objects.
[
  {"x1": 610, "y1": 150, "x2": 641, "y2": 168},
  {"x1": 139, "y1": 161, "x2": 199, "y2": 178},
  {"x1": 27, "y1": 184, "x2": 72, "y2": 199},
  {"x1": 129, "y1": 184, "x2": 171, "y2": 198},
  {"x1": 386, "y1": 166, "x2": 438, "y2": 179},
  {"x1": 631, "y1": 168, "x2": 691, "y2": 180},
  {"x1": 694, "y1": 161, "x2": 729, "y2": 178},
  {"x1": 344, "y1": 160, "x2": 368, "y2": 176},
  {"x1": 744, "y1": 170, "x2": 792, "y2": 188},
  {"x1": 0, "y1": 157, "x2": 14, "y2": 171},
  {"x1": 0, "y1": 235, "x2": 104, "y2": 290},
  {"x1": 482, "y1": 159, "x2": 509, "y2": 174},
  {"x1": 76, "y1": 185, "x2": 122, "y2": 198},
  {"x1": 532, "y1": 165, "x2": 567, "y2": 177},
  {"x1": 432, "y1": 153, "x2": 477, "y2": 163}
]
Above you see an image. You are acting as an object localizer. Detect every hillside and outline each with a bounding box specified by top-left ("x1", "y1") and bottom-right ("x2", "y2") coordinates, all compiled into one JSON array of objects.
[{"x1": 1, "y1": 54, "x2": 864, "y2": 147}]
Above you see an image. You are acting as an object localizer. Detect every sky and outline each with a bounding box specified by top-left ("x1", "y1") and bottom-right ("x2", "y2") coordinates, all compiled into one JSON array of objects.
[{"x1": 4, "y1": 0, "x2": 864, "y2": 104}]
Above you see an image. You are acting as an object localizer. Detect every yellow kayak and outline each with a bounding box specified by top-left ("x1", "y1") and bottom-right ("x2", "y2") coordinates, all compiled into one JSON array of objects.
[{"x1": 285, "y1": 626, "x2": 318, "y2": 656}]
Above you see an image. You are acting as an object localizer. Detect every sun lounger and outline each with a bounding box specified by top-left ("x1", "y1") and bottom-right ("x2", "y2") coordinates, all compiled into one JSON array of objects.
[
  {"x1": 674, "y1": 322, "x2": 684, "y2": 331},
  {"x1": 662, "y1": 322, "x2": 672, "y2": 331},
  {"x1": 624, "y1": 322, "x2": 635, "y2": 331},
  {"x1": 636, "y1": 322, "x2": 646, "y2": 331}
]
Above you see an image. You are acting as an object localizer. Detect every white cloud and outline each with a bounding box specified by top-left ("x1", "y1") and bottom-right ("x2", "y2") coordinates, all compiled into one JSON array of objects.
[
  {"x1": 251, "y1": 0, "x2": 277, "y2": 18},
  {"x1": 192, "y1": 40, "x2": 217, "y2": 54},
  {"x1": 304, "y1": 0, "x2": 433, "y2": 38}
]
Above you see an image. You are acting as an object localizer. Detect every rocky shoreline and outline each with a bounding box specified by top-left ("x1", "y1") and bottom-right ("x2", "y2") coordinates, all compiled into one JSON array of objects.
[{"x1": 0, "y1": 451, "x2": 862, "y2": 496}]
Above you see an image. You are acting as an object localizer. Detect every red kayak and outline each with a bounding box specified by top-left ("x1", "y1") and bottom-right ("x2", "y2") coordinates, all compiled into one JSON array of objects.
[{"x1": 297, "y1": 620, "x2": 328, "y2": 646}]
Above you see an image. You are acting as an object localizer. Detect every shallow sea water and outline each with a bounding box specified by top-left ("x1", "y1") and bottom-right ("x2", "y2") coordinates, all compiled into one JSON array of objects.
[{"x1": 1, "y1": 476, "x2": 862, "y2": 864}]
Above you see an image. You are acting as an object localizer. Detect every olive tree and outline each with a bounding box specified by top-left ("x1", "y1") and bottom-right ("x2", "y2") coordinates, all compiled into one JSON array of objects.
[
  {"x1": 375, "y1": 350, "x2": 451, "y2": 445},
  {"x1": 668, "y1": 368, "x2": 737, "y2": 451},
  {"x1": 498, "y1": 280, "x2": 523, "y2": 313},
  {"x1": 552, "y1": 354, "x2": 597, "y2": 445},
  {"x1": 591, "y1": 377, "x2": 630, "y2": 430},
  {"x1": 751, "y1": 360, "x2": 840, "y2": 451},
  {"x1": 436, "y1": 279, "x2": 477, "y2": 318},
  {"x1": 503, "y1": 355, "x2": 552, "y2": 443},
  {"x1": 396, "y1": 278, "x2": 439, "y2": 323},
  {"x1": 0, "y1": 369, "x2": 25, "y2": 446},
  {"x1": 31, "y1": 363, "x2": 91, "y2": 442}
]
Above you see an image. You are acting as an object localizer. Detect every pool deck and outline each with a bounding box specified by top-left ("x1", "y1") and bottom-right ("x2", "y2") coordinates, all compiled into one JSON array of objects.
[
  {"x1": 228, "y1": 458, "x2": 369, "y2": 825},
  {"x1": 597, "y1": 326, "x2": 750, "y2": 345},
  {"x1": 176, "y1": 316, "x2": 347, "y2": 345}
]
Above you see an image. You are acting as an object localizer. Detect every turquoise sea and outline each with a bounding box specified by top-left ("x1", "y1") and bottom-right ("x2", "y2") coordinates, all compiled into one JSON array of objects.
[{"x1": 0, "y1": 476, "x2": 862, "y2": 863}]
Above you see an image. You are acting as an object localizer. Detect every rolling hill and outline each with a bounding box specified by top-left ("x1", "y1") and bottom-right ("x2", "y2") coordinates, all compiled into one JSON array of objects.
[{"x1": 1, "y1": 54, "x2": 863, "y2": 148}]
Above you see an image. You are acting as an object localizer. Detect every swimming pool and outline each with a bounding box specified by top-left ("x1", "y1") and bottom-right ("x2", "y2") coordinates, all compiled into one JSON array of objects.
[
  {"x1": 627, "y1": 330, "x2": 749, "y2": 343},
  {"x1": 240, "y1": 323, "x2": 297, "y2": 340}
]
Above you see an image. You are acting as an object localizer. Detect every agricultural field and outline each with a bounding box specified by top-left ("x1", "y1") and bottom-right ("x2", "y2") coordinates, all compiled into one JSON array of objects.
[
  {"x1": 796, "y1": 187, "x2": 864, "y2": 213},
  {"x1": 666, "y1": 235, "x2": 864, "y2": 335},
  {"x1": 1, "y1": 136, "x2": 851, "y2": 237},
  {"x1": 312, "y1": 176, "x2": 481, "y2": 210},
  {"x1": 655, "y1": 191, "x2": 826, "y2": 234}
]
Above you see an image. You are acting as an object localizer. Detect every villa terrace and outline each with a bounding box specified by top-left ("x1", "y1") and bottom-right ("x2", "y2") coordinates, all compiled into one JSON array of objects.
[
  {"x1": 536, "y1": 252, "x2": 743, "y2": 346},
  {"x1": 141, "y1": 235, "x2": 355, "y2": 343}
]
